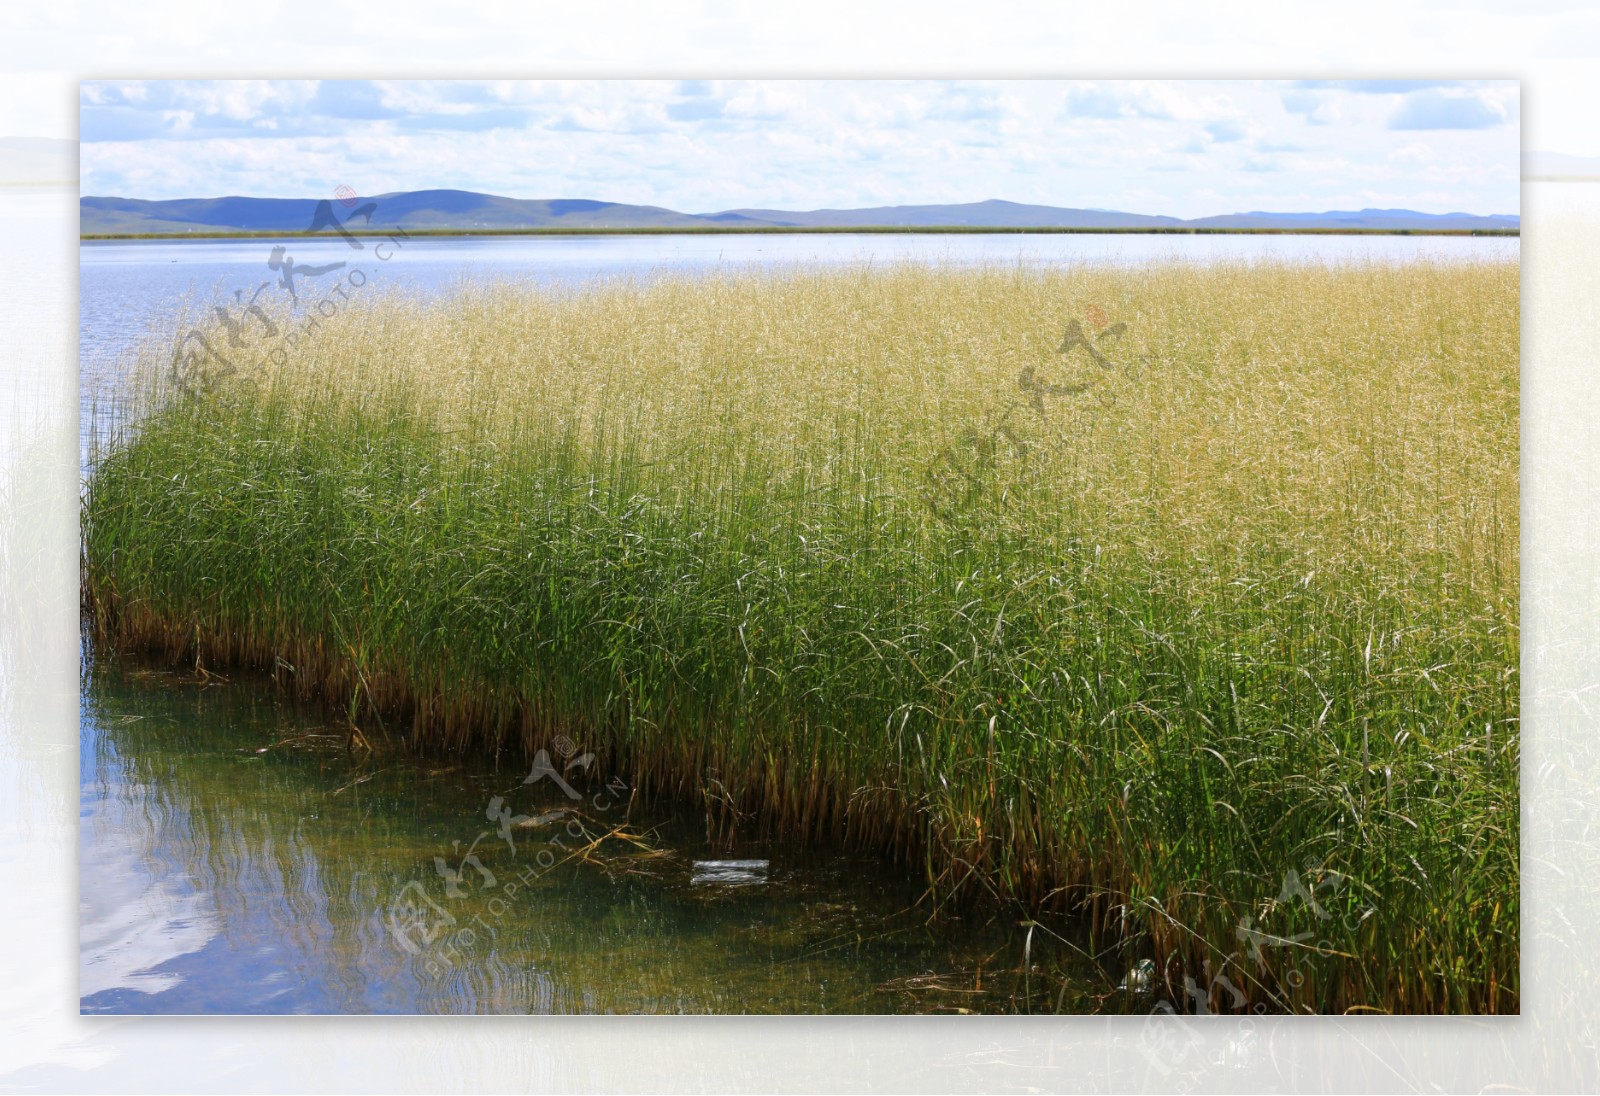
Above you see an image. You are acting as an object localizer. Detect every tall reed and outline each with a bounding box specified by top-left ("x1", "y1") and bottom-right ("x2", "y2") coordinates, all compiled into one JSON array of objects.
[{"x1": 83, "y1": 260, "x2": 1519, "y2": 1013}]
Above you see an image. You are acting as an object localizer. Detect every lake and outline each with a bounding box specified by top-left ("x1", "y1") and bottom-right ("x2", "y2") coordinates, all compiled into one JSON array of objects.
[{"x1": 79, "y1": 652, "x2": 1099, "y2": 1014}]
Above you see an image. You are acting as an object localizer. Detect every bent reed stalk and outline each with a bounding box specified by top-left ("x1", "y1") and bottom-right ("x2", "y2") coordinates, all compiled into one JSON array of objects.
[{"x1": 82, "y1": 260, "x2": 1519, "y2": 1014}]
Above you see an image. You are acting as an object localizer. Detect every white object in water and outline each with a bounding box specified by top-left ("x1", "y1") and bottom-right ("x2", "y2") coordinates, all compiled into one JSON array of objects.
[
  {"x1": 1119, "y1": 958, "x2": 1157, "y2": 994},
  {"x1": 691, "y1": 859, "x2": 769, "y2": 886}
]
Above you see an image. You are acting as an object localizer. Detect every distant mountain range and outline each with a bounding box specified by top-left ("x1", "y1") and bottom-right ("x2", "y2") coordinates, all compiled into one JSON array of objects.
[{"x1": 78, "y1": 189, "x2": 1521, "y2": 235}]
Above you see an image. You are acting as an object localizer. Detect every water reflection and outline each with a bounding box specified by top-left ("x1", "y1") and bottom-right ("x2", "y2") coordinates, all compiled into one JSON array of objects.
[
  {"x1": 78, "y1": 752, "x2": 217, "y2": 1001},
  {"x1": 79, "y1": 653, "x2": 1096, "y2": 1014}
]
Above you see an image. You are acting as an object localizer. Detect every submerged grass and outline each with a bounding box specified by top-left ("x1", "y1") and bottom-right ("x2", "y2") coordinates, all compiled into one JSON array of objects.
[{"x1": 82, "y1": 260, "x2": 1519, "y2": 1014}]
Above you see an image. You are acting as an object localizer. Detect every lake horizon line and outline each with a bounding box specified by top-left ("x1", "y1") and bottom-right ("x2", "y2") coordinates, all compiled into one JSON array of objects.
[{"x1": 81, "y1": 223, "x2": 1522, "y2": 242}]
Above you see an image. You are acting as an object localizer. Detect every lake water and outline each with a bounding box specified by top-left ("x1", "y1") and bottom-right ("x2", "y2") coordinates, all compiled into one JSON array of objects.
[{"x1": 79, "y1": 651, "x2": 1097, "y2": 1014}]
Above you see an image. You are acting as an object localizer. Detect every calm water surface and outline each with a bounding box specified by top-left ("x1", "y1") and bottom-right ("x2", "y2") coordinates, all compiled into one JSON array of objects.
[{"x1": 80, "y1": 650, "x2": 1104, "y2": 1014}]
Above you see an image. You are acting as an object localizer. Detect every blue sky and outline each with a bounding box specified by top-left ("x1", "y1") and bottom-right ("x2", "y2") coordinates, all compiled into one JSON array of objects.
[{"x1": 78, "y1": 79, "x2": 1519, "y2": 217}]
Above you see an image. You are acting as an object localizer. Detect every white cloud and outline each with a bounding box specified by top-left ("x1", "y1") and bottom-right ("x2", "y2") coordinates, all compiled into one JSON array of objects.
[
  {"x1": 1281, "y1": 89, "x2": 1343, "y2": 126},
  {"x1": 723, "y1": 83, "x2": 804, "y2": 120},
  {"x1": 1390, "y1": 142, "x2": 1436, "y2": 164},
  {"x1": 1206, "y1": 119, "x2": 1248, "y2": 143},
  {"x1": 158, "y1": 109, "x2": 194, "y2": 135},
  {"x1": 75, "y1": 79, "x2": 1520, "y2": 219},
  {"x1": 1063, "y1": 80, "x2": 1236, "y2": 123},
  {"x1": 1388, "y1": 88, "x2": 1509, "y2": 130}
]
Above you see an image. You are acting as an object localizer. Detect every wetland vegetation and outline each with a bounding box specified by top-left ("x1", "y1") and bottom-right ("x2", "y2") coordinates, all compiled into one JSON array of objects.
[{"x1": 81, "y1": 259, "x2": 1519, "y2": 1014}]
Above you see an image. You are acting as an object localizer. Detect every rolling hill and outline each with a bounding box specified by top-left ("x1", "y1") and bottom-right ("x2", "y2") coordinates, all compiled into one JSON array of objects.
[{"x1": 78, "y1": 188, "x2": 1520, "y2": 235}]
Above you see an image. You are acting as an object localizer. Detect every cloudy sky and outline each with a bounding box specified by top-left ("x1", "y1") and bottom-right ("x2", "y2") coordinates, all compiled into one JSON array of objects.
[{"x1": 78, "y1": 79, "x2": 1519, "y2": 217}]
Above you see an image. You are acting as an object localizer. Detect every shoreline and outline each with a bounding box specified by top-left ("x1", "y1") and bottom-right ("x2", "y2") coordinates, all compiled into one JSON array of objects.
[{"x1": 79, "y1": 224, "x2": 1522, "y2": 241}]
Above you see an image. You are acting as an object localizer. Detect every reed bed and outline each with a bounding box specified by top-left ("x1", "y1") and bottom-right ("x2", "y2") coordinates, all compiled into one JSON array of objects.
[{"x1": 82, "y1": 260, "x2": 1519, "y2": 1013}]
